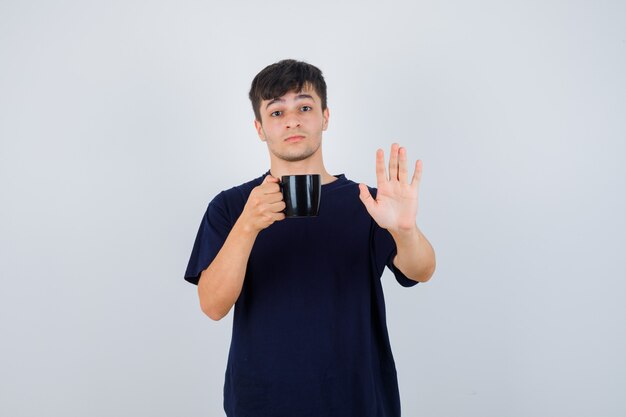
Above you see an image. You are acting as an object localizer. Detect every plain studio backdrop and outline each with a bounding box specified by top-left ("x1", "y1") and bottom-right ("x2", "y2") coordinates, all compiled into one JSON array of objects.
[{"x1": 1, "y1": 0, "x2": 624, "y2": 416}]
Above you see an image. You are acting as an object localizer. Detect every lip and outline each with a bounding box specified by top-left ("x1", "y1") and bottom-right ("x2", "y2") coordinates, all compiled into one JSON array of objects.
[{"x1": 285, "y1": 135, "x2": 305, "y2": 142}]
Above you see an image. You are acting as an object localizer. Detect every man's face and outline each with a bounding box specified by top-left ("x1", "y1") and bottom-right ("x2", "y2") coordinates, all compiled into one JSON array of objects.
[{"x1": 254, "y1": 85, "x2": 329, "y2": 163}]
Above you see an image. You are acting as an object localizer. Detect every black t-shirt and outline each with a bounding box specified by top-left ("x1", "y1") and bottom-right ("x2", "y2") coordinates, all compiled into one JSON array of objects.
[{"x1": 185, "y1": 172, "x2": 418, "y2": 417}]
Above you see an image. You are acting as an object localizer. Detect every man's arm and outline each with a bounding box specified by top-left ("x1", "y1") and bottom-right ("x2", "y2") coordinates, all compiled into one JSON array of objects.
[
  {"x1": 390, "y1": 225, "x2": 436, "y2": 282},
  {"x1": 198, "y1": 175, "x2": 285, "y2": 321},
  {"x1": 359, "y1": 143, "x2": 436, "y2": 283}
]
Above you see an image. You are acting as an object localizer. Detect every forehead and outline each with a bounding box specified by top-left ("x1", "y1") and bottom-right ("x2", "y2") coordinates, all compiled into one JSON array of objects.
[{"x1": 263, "y1": 86, "x2": 320, "y2": 106}]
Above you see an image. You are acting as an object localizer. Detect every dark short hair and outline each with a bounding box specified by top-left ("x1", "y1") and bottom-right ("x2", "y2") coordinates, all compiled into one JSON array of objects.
[{"x1": 249, "y1": 59, "x2": 327, "y2": 122}]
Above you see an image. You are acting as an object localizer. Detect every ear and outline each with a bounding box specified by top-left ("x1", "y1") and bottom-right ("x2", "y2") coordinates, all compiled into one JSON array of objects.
[
  {"x1": 322, "y1": 107, "x2": 330, "y2": 131},
  {"x1": 254, "y1": 119, "x2": 266, "y2": 141}
]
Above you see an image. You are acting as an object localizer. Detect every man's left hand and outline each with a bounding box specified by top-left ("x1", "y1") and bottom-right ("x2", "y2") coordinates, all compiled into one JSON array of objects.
[{"x1": 358, "y1": 143, "x2": 422, "y2": 235}]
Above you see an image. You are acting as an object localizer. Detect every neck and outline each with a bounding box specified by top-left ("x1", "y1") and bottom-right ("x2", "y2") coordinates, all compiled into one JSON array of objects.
[{"x1": 268, "y1": 156, "x2": 336, "y2": 185}]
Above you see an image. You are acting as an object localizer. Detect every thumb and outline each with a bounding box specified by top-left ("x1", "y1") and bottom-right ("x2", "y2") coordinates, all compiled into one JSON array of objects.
[
  {"x1": 358, "y1": 183, "x2": 376, "y2": 213},
  {"x1": 263, "y1": 174, "x2": 279, "y2": 183}
]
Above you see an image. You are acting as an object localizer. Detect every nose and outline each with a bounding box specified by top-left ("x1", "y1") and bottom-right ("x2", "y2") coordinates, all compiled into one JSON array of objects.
[{"x1": 285, "y1": 114, "x2": 301, "y2": 129}]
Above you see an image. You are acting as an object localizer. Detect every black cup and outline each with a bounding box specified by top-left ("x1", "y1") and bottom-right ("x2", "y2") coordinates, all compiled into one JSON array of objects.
[{"x1": 280, "y1": 174, "x2": 322, "y2": 217}]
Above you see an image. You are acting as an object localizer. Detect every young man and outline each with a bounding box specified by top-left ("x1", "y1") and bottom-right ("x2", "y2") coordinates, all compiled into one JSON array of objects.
[{"x1": 185, "y1": 59, "x2": 436, "y2": 416}]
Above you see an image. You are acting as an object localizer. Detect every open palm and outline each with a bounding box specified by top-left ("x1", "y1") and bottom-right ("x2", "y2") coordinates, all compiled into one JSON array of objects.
[{"x1": 358, "y1": 143, "x2": 422, "y2": 233}]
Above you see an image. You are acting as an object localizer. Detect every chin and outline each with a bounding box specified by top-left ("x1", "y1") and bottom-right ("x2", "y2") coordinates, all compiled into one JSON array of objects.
[
  {"x1": 281, "y1": 153, "x2": 314, "y2": 162},
  {"x1": 273, "y1": 147, "x2": 318, "y2": 163}
]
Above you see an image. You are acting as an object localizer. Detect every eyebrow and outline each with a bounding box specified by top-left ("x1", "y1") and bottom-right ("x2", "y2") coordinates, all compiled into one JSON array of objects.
[{"x1": 265, "y1": 94, "x2": 315, "y2": 109}]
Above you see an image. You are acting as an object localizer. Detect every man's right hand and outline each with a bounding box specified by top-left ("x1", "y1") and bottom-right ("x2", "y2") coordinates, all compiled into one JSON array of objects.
[{"x1": 237, "y1": 175, "x2": 286, "y2": 233}]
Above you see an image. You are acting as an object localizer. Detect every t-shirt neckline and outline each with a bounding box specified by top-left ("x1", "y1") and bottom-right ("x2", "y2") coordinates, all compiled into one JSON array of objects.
[{"x1": 262, "y1": 171, "x2": 347, "y2": 192}]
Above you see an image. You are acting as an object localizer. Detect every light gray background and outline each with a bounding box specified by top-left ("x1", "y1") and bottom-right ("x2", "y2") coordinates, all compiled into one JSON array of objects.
[{"x1": 1, "y1": 0, "x2": 624, "y2": 416}]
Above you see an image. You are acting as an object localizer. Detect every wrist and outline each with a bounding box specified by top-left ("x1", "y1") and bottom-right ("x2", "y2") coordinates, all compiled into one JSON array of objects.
[
  {"x1": 389, "y1": 224, "x2": 420, "y2": 243},
  {"x1": 233, "y1": 215, "x2": 261, "y2": 238}
]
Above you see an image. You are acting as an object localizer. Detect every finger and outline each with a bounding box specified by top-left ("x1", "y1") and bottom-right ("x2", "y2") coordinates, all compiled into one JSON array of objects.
[
  {"x1": 269, "y1": 200, "x2": 286, "y2": 212},
  {"x1": 398, "y1": 147, "x2": 408, "y2": 184},
  {"x1": 375, "y1": 148, "x2": 386, "y2": 187},
  {"x1": 388, "y1": 143, "x2": 399, "y2": 181},
  {"x1": 265, "y1": 192, "x2": 285, "y2": 204},
  {"x1": 261, "y1": 182, "x2": 281, "y2": 194},
  {"x1": 411, "y1": 159, "x2": 423, "y2": 189},
  {"x1": 272, "y1": 212, "x2": 286, "y2": 222},
  {"x1": 263, "y1": 174, "x2": 278, "y2": 184},
  {"x1": 358, "y1": 183, "x2": 376, "y2": 213}
]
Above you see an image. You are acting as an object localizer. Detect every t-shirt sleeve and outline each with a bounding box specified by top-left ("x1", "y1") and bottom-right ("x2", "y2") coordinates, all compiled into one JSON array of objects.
[
  {"x1": 184, "y1": 193, "x2": 232, "y2": 285},
  {"x1": 372, "y1": 224, "x2": 419, "y2": 288},
  {"x1": 387, "y1": 252, "x2": 419, "y2": 287},
  {"x1": 367, "y1": 184, "x2": 418, "y2": 288}
]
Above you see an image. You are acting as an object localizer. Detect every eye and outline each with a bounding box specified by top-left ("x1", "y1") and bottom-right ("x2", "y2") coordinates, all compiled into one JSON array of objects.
[
  {"x1": 270, "y1": 111, "x2": 282, "y2": 117},
  {"x1": 301, "y1": 106, "x2": 312, "y2": 112}
]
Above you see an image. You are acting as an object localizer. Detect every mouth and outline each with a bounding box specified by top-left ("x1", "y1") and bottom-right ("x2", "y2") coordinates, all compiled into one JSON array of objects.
[{"x1": 285, "y1": 135, "x2": 305, "y2": 143}]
